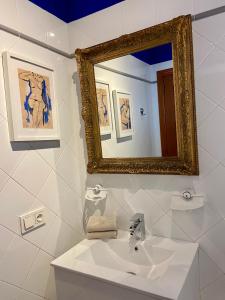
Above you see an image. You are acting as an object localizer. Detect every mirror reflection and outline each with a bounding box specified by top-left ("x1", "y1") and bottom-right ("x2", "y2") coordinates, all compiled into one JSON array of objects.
[{"x1": 94, "y1": 42, "x2": 177, "y2": 158}]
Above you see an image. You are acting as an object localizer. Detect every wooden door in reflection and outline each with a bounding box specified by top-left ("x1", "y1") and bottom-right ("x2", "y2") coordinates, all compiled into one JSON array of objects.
[{"x1": 157, "y1": 68, "x2": 177, "y2": 157}]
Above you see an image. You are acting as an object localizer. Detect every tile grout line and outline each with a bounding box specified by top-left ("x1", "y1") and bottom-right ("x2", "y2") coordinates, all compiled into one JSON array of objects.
[
  {"x1": 0, "y1": 278, "x2": 45, "y2": 300},
  {"x1": 194, "y1": 217, "x2": 223, "y2": 243},
  {"x1": 20, "y1": 247, "x2": 41, "y2": 290},
  {"x1": 152, "y1": 212, "x2": 194, "y2": 242},
  {"x1": 196, "y1": 218, "x2": 225, "y2": 245},
  {"x1": 0, "y1": 222, "x2": 57, "y2": 259},
  {"x1": 201, "y1": 272, "x2": 225, "y2": 293},
  {"x1": 34, "y1": 140, "x2": 82, "y2": 197}
]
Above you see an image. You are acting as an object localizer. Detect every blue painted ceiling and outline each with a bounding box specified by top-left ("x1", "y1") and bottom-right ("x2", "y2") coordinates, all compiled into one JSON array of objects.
[
  {"x1": 131, "y1": 43, "x2": 172, "y2": 66},
  {"x1": 29, "y1": 0, "x2": 124, "y2": 23}
]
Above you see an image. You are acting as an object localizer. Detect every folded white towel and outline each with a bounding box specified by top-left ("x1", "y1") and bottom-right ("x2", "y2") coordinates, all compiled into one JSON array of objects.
[
  {"x1": 86, "y1": 230, "x2": 117, "y2": 240},
  {"x1": 171, "y1": 194, "x2": 205, "y2": 211},
  {"x1": 87, "y1": 215, "x2": 117, "y2": 233}
]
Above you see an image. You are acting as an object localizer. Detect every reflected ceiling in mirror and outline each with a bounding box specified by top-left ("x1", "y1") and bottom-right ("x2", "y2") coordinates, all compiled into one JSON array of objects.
[{"x1": 94, "y1": 43, "x2": 177, "y2": 158}]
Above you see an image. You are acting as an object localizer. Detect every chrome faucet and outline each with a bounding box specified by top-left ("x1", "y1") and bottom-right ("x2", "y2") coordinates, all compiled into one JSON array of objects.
[{"x1": 129, "y1": 213, "x2": 145, "y2": 241}]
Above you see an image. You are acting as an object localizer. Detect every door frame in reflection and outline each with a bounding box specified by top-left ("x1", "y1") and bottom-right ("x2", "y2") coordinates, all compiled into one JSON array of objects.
[{"x1": 157, "y1": 68, "x2": 178, "y2": 157}]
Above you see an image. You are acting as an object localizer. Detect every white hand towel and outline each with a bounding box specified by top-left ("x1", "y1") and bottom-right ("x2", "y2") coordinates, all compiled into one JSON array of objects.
[
  {"x1": 86, "y1": 230, "x2": 117, "y2": 240},
  {"x1": 171, "y1": 194, "x2": 205, "y2": 211},
  {"x1": 87, "y1": 215, "x2": 117, "y2": 233}
]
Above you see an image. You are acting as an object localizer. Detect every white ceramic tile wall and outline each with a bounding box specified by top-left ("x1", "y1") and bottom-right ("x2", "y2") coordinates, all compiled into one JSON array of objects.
[
  {"x1": 68, "y1": 1, "x2": 225, "y2": 300},
  {"x1": 0, "y1": 1, "x2": 84, "y2": 300},
  {"x1": 1, "y1": 0, "x2": 225, "y2": 300}
]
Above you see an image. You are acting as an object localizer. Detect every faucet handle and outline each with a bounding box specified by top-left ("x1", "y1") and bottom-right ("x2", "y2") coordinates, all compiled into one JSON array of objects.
[{"x1": 129, "y1": 223, "x2": 138, "y2": 231}]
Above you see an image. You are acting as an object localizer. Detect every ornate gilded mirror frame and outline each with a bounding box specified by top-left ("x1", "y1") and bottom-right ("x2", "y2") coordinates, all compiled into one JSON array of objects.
[{"x1": 75, "y1": 15, "x2": 199, "y2": 175}]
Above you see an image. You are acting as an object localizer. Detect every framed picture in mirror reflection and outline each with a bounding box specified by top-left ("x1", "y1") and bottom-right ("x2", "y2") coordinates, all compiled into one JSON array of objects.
[
  {"x1": 95, "y1": 80, "x2": 113, "y2": 135},
  {"x1": 113, "y1": 90, "x2": 133, "y2": 138}
]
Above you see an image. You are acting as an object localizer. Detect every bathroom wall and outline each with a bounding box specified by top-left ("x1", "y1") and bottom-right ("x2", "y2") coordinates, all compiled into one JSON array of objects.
[
  {"x1": 69, "y1": 1, "x2": 225, "y2": 299},
  {"x1": 0, "y1": 1, "x2": 84, "y2": 299},
  {"x1": 95, "y1": 55, "x2": 153, "y2": 158},
  {"x1": 1, "y1": 1, "x2": 225, "y2": 300}
]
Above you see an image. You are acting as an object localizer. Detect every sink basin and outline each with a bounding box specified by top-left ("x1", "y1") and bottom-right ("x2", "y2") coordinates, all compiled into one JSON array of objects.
[
  {"x1": 52, "y1": 231, "x2": 199, "y2": 300},
  {"x1": 76, "y1": 239, "x2": 174, "y2": 280}
]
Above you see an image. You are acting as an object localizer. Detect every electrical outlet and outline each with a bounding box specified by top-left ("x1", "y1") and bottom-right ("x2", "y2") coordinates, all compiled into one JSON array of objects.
[{"x1": 20, "y1": 208, "x2": 45, "y2": 235}]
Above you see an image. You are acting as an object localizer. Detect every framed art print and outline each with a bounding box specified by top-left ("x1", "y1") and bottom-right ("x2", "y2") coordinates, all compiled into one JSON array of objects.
[
  {"x1": 112, "y1": 90, "x2": 133, "y2": 138},
  {"x1": 2, "y1": 52, "x2": 60, "y2": 141},
  {"x1": 95, "y1": 80, "x2": 113, "y2": 136}
]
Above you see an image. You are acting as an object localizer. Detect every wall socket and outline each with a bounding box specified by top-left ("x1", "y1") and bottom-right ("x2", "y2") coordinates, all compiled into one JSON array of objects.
[{"x1": 19, "y1": 208, "x2": 45, "y2": 235}]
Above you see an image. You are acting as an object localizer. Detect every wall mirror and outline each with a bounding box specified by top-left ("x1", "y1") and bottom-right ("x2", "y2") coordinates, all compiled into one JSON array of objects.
[{"x1": 76, "y1": 15, "x2": 199, "y2": 175}]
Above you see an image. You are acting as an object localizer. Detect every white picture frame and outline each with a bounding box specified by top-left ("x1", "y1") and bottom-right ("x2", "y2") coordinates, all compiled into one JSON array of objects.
[
  {"x1": 2, "y1": 51, "x2": 60, "y2": 141},
  {"x1": 112, "y1": 90, "x2": 134, "y2": 138},
  {"x1": 95, "y1": 80, "x2": 113, "y2": 136}
]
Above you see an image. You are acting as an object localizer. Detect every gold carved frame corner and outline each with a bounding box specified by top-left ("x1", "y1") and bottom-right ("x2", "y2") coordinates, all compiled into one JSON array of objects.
[{"x1": 75, "y1": 15, "x2": 199, "y2": 175}]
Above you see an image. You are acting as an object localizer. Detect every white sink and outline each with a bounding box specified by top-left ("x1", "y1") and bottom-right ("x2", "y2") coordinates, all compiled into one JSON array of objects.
[
  {"x1": 76, "y1": 239, "x2": 174, "y2": 280},
  {"x1": 52, "y1": 231, "x2": 199, "y2": 300}
]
